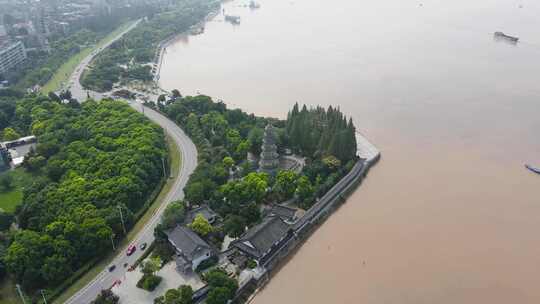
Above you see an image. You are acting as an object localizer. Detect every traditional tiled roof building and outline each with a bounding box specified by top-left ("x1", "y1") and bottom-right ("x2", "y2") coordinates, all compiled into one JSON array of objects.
[
  {"x1": 231, "y1": 216, "x2": 293, "y2": 267},
  {"x1": 165, "y1": 226, "x2": 213, "y2": 273}
]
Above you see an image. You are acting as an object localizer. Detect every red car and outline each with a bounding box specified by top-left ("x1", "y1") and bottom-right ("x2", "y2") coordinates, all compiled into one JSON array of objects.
[{"x1": 126, "y1": 244, "x2": 136, "y2": 256}]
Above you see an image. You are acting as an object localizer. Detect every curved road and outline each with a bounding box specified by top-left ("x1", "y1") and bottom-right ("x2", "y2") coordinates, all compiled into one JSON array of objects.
[
  {"x1": 63, "y1": 19, "x2": 199, "y2": 304},
  {"x1": 67, "y1": 19, "x2": 141, "y2": 102}
]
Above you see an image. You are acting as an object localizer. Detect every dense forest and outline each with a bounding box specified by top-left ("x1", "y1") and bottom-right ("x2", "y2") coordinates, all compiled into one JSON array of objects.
[
  {"x1": 286, "y1": 102, "x2": 357, "y2": 163},
  {"x1": 82, "y1": 0, "x2": 219, "y2": 91},
  {"x1": 0, "y1": 94, "x2": 166, "y2": 290}
]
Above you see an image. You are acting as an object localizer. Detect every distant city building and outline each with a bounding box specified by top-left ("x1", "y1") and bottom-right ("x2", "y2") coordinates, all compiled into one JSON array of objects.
[
  {"x1": 0, "y1": 25, "x2": 9, "y2": 46},
  {"x1": 259, "y1": 124, "x2": 279, "y2": 174},
  {"x1": 0, "y1": 41, "x2": 27, "y2": 74}
]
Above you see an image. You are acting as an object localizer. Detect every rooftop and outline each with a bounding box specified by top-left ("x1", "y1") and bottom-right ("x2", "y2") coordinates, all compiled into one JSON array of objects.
[
  {"x1": 185, "y1": 205, "x2": 219, "y2": 225},
  {"x1": 269, "y1": 204, "x2": 298, "y2": 223},
  {"x1": 233, "y1": 216, "x2": 291, "y2": 260},
  {"x1": 165, "y1": 226, "x2": 211, "y2": 261}
]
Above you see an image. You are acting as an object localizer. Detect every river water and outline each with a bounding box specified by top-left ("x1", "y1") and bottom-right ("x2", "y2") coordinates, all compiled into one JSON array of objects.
[{"x1": 160, "y1": 0, "x2": 540, "y2": 302}]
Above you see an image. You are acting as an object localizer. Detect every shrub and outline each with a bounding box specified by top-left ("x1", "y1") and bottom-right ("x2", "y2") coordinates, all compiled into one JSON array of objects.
[
  {"x1": 195, "y1": 255, "x2": 218, "y2": 273},
  {"x1": 137, "y1": 274, "x2": 162, "y2": 291},
  {"x1": 246, "y1": 259, "x2": 257, "y2": 269}
]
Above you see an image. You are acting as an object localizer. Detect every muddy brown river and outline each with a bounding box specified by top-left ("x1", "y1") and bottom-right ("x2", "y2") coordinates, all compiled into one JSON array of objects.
[{"x1": 160, "y1": 0, "x2": 540, "y2": 302}]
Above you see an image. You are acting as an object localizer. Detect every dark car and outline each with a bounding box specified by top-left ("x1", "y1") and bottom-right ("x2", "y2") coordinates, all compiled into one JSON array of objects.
[
  {"x1": 140, "y1": 242, "x2": 147, "y2": 250},
  {"x1": 108, "y1": 265, "x2": 116, "y2": 272}
]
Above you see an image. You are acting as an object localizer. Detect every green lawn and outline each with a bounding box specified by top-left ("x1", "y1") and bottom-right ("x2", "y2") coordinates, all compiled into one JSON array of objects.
[
  {"x1": 41, "y1": 20, "x2": 137, "y2": 94},
  {"x1": 0, "y1": 189, "x2": 22, "y2": 213},
  {"x1": 0, "y1": 169, "x2": 33, "y2": 214},
  {"x1": 52, "y1": 133, "x2": 181, "y2": 304}
]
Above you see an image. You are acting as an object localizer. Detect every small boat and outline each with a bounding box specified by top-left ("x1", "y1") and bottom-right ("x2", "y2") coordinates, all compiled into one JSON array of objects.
[
  {"x1": 225, "y1": 15, "x2": 241, "y2": 24},
  {"x1": 525, "y1": 164, "x2": 540, "y2": 174},
  {"x1": 494, "y1": 31, "x2": 519, "y2": 43}
]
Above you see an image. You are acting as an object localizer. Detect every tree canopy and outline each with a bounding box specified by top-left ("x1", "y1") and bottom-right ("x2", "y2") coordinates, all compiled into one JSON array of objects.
[
  {"x1": 188, "y1": 213, "x2": 213, "y2": 236},
  {"x1": 286, "y1": 102, "x2": 357, "y2": 162},
  {"x1": 3, "y1": 96, "x2": 166, "y2": 289}
]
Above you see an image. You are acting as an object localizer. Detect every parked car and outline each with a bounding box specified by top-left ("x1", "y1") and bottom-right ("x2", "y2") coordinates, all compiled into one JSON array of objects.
[
  {"x1": 126, "y1": 244, "x2": 136, "y2": 256},
  {"x1": 140, "y1": 242, "x2": 147, "y2": 250},
  {"x1": 108, "y1": 265, "x2": 116, "y2": 272}
]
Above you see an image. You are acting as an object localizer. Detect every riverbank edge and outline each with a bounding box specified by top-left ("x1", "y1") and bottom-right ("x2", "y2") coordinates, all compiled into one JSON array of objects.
[{"x1": 152, "y1": 4, "x2": 221, "y2": 82}]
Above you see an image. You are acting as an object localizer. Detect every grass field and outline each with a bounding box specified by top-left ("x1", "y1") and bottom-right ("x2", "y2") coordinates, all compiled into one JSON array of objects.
[
  {"x1": 41, "y1": 20, "x2": 137, "y2": 94},
  {"x1": 0, "y1": 169, "x2": 33, "y2": 213},
  {"x1": 52, "y1": 133, "x2": 181, "y2": 304},
  {"x1": 0, "y1": 189, "x2": 22, "y2": 213}
]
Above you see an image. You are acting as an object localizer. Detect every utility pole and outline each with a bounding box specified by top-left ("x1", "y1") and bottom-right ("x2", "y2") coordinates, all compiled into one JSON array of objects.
[
  {"x1": 161, "y1": 156, "x2": 167, "y2": 179},
  {"x1": 117, "y1": 205, "x2": 127, "y2": 234},
  {"x1": 40, "y1": 289, "x2": 48, "y2": 304},
  {"x1": 110, "y1": 233, "x2": 116, "y2": 250},
  {"x1": 15, "y1": 284, "x2": 26, "y2": 304}
]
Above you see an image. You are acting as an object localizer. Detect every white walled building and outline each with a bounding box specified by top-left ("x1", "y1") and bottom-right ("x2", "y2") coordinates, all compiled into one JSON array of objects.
[{"x1": 0, "y1": 41, "x2": 27, "y2": 74}]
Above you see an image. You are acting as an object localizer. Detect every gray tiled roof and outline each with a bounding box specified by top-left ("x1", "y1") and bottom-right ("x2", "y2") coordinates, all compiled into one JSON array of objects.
[
  {"x1": 185, "y1": 205, "x2": 218, "y2": 224},
  {"x1": 270, "y1": 204, "x2": 297, "y2": 222},
  {"x1": 165, "y1": 226, "x2": 211, "y2": 261},
  {"x1": 233, "y1": 216, "x2": 291, "y2": 260}
]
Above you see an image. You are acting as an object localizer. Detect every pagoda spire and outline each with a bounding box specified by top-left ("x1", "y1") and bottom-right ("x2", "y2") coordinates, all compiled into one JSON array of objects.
[{"x1": 259, "y1": 124, "x2": 279, "y2": 174}]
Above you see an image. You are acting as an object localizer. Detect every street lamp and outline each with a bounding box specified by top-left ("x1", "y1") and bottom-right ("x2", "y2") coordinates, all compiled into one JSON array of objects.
[
  {"x1": 110, "y1": 233, "x2": 116, "y2": 251},
  {"x1": 117, "y1": 205, "x2": 127, "y2": 235}
]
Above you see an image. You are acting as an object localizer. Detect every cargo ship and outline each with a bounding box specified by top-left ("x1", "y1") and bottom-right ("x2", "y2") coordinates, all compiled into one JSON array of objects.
[{"x1": 494, "y1": 32, "x2": 519, "y2": 43}]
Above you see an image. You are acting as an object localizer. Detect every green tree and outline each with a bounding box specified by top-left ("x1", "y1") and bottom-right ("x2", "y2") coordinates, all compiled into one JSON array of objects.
[
  {"x1": 247, "y1": 127, "x2": 264, "y2": 154},
  {"x1": 154, "y1": 285, "x2": 192, "y2": 304},
  {"x1": 91, "y1": 289, "x2": 119, "y2": 304},
  {"x1": 222, "y1": 156, "x2": 234, "y2": 169},
  {"x1": 178, "y1": 285, "x2": 194, "y2": 304},
  {"x1": 205, "y1": 269, "x2": 238, "y2": 303},
  {"x1": 296, "y1": 175, "x2": 314, "y2": 202},
  {"x1": 206, "y1": 287, "x2": 231, "y2": 304},
  {"x1": 274, "y1": 170, "x2": 298, "y2": 200},
  {"x1": 185, "y1": 181, "x2": 205, "y2": 204},
  {"x1": 322, "y1": 155, "x2": 341, "y2": 170},
  {"x1": 171, "y1": 89, "x2": 182, "y2": 99},
  {"x1": 189, "y1": 213, "x2": 213, "y2": 236},
  {"x1": 0, "y1": 211, "x2": 13, "y2": 230},
  {"x1": 141, "y1": 256, "x2": 161, "y2": 276},
  {"x1": 158, "y1": 94, "x2": 166, "y2": 104},
  {"x1": 0, "y1": 174, "x2": 14, "y2": 191},
  {"x1": 2, "y1": 127, "x2": 20, "y2": 140},
  {"x1": 223, "y1": 215, "x2": 246, "y2": 238},
  {"x1": 162, "y1": 201, "x2": 186, "y2": 229}
]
